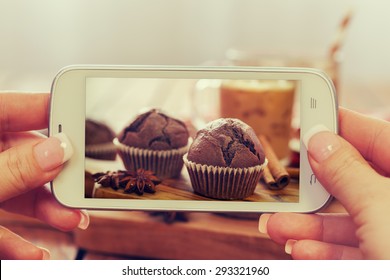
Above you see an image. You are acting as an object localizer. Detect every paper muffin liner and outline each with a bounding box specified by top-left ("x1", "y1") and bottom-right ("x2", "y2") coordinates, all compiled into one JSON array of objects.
[
  {"x1": 183, "y1": 154, "x2": 267, "y2": 200},
  {"x1": 115, "y1": 139, "x2": 189, "y2": 179},
  {"x1": 85, "y1": 142, "x2": 117, "y2": 161}
]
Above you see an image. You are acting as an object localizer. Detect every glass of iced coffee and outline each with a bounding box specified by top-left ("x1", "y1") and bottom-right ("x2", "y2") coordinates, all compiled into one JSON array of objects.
[{"x1": 219, "y1": 79, "x2": 296, "y2": 160}]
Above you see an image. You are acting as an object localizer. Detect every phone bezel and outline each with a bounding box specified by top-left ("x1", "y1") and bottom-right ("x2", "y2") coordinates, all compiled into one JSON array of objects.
[{"x1": 50, "y1": 65, "x2": 337, "y2": 213}]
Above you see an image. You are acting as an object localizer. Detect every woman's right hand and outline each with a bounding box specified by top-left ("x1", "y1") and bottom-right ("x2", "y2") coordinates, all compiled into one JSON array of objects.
[{"x1": 259, "y1": 107, "x2": 390, "y2": 259}]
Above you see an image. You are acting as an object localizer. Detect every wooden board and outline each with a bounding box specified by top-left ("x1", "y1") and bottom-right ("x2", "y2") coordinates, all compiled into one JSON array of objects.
[
  {"x1": 74, "y1": 211, "x2": 291, "y2": 260},
  {"x1": 93, "y1": 170, "x2": 299, "y2": 203},
  {"x1": 74, "y1": 199, "x2": 345, "y2": 260}
]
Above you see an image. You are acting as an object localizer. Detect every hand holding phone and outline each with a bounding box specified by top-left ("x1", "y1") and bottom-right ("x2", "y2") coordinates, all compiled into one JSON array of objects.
[{"x1": 50, "y1": 65, "x2": 337, "y2": 213}]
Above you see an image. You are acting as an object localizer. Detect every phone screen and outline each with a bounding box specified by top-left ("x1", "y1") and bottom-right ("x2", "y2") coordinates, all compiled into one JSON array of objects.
[{"x1": 85, "y1": 77, "x2": 300, "y2": 203}]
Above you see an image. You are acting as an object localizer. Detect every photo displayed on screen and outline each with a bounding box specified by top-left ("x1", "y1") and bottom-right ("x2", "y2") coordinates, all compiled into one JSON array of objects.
[{"x1": 85, "y1": 78, "x2": 300, "y2": 202}]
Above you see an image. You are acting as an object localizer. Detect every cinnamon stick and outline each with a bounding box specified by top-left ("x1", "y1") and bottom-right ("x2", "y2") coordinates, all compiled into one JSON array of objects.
[
  {"x1": 258, "y1": 135, "x2": 290, "y2": 190},
  {"x1": 262, "y1": 165, "x2": 278, "y2": 189}
]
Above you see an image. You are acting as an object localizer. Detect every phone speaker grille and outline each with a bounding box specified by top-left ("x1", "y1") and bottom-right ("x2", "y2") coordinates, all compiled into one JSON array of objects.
[{"x1": 310, "y1": 98, "x2": 317, "y2": 109}]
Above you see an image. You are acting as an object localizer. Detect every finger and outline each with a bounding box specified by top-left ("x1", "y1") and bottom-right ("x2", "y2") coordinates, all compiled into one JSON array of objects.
[
  {"x1": 0, "y1": 186, "x2": 89, "y2": 231},
  {"x1": 0, "y1": 131, "x2": 45, "y2": 153},
  {"x1": 303, "y1": 126, "x2": 390, "y2": 215},
  {"x1": 339, "y1": 107, "x2": 390, "y2": 175},
  {"x1": 0, "y1": 93, "x2": 49, "y2": 132},
  {"x1": 259, "y1": 213, "x2": 359, "y2": 246},
  {"x1": 285, "y1": 239, "x2": 363, "y2": 260},
  {"x1": 0, "y1": 133, "x2": 73, "y2": 202},
  {"x1": 0, "y1": 226, "x2": 50, "y2": 259}
]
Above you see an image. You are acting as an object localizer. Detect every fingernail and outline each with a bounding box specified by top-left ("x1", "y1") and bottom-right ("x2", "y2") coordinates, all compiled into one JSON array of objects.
[
  {"x1": 33, "y1": 133, "x2": 73, "y2": 171},
  {"x1": 78, "y1": 210, "x2": 90, "y2": 230},
  {"x1": 285, "y1": 239, "x2": 297, "y2": 255},
  {"x1": 38, "y1": 247, "x2": 51, "y2": 260},
  {"x1": 258, "y1": 213, "x2": 271, "y2": 234},
  {"x1": 303, "y1": 125, "x2": 341, "y2": 163}
]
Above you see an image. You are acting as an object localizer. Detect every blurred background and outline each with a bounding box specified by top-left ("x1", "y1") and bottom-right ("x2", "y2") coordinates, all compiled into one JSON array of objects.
[
  {"x1": 0, "y1": 0, "x2": 390, "y2": 116},
  {"x1": 1, "y1": 0, "x2": 390, "y2": 260}
]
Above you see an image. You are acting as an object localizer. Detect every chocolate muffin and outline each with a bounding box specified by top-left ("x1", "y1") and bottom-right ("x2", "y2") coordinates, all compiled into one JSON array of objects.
[
  {"x1": 115, "y1": 109, "x2": 190, "y2": 179},
  {"x1": 118, "y1": 109, "x2": 189, "y2": 150},
  {"x1": 85, "y1": 119, "x2": 117, "y2": 160},
  {"x1": 184, "y1": 118, "x2": 267, "y2": 200}
]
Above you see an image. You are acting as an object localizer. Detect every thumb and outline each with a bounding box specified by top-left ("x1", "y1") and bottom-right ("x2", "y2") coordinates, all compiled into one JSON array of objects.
[
  {"x1": 303, "y1": 125, "x2": 388, "y2": 215},
  {"x1": 0, "y1": 133, "x2": 73, "y2": 202}
]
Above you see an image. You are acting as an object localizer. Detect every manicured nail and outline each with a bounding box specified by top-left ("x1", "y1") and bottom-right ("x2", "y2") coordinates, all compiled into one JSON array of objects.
[
  {"x1": 258, "y1": 214, "x2": 271, "y2": 234},
  {"x1": 303, "y1": 125, "x2": 341, "y2": 163},
  {"x1": 78, "y1": 210, "x2": 90, "y2": 230},
  {"x1": 38, "y1": 247, "x2": 51, "y2": 260},
  {"x1": 285, "y1": 239, "x2": 297, "y2": 255},
  {"x1": 302, "y1": 124, "x2": 330, "y2": 149},
  {"x1": 33, "y1": 133, "x2": 73, "y2": 171}
]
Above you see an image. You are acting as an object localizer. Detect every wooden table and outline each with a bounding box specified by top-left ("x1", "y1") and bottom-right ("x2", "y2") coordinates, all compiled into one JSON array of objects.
[
  {"x1": 73, "y1": 199, "x2": 344, "y2": 260},
  {"x1": 75, "y1": 211, "x2": 289, "y2": 260},
  {"x1": 0, "y1": 198, "x2": 345, "y2": 260}
]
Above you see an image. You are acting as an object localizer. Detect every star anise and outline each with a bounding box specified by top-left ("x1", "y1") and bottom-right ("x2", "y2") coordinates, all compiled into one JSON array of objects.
[
  {"x1": 92, "y1": 170, "x2": 128, "y2": 190},
  {"x1": 92, "y1": 169, "x2": 161, "y2": 195},
  {"x1": 120, "y1": 169, "x2": 161, "y2": 195}
]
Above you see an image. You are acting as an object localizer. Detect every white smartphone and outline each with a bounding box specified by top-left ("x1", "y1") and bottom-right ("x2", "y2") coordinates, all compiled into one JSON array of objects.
[{"x1": 49, "y1": 65, "x2": 337, "y2": 213}]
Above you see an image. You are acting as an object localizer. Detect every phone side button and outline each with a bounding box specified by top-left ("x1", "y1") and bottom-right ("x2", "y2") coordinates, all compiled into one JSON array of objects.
[{"x1": 310, "y1": 173, "x2": 317, "y2": 185}]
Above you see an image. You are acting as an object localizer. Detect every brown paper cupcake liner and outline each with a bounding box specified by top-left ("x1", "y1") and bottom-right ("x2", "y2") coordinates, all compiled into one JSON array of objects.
[
  {"x1": 85, "y1": 142, "x2": 117, "y2": 161},
  {"x1": 115, "y1": 139, "x2": 189, "y2": 179},
  {"x1": 183, "y1": 154, "x2": 267, "y2": 200}
]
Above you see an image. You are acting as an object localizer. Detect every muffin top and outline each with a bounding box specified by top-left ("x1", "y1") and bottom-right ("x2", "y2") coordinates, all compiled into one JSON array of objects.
[
  {"x1": 85, "y1": 119, "x2": 115, "y2": 145},
  {"x1": 118, "y1": 109, "x2": 189, "y2": 150},
  {"x1": 187, "y1": 118, "x2": 265, "y2": 168}
]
